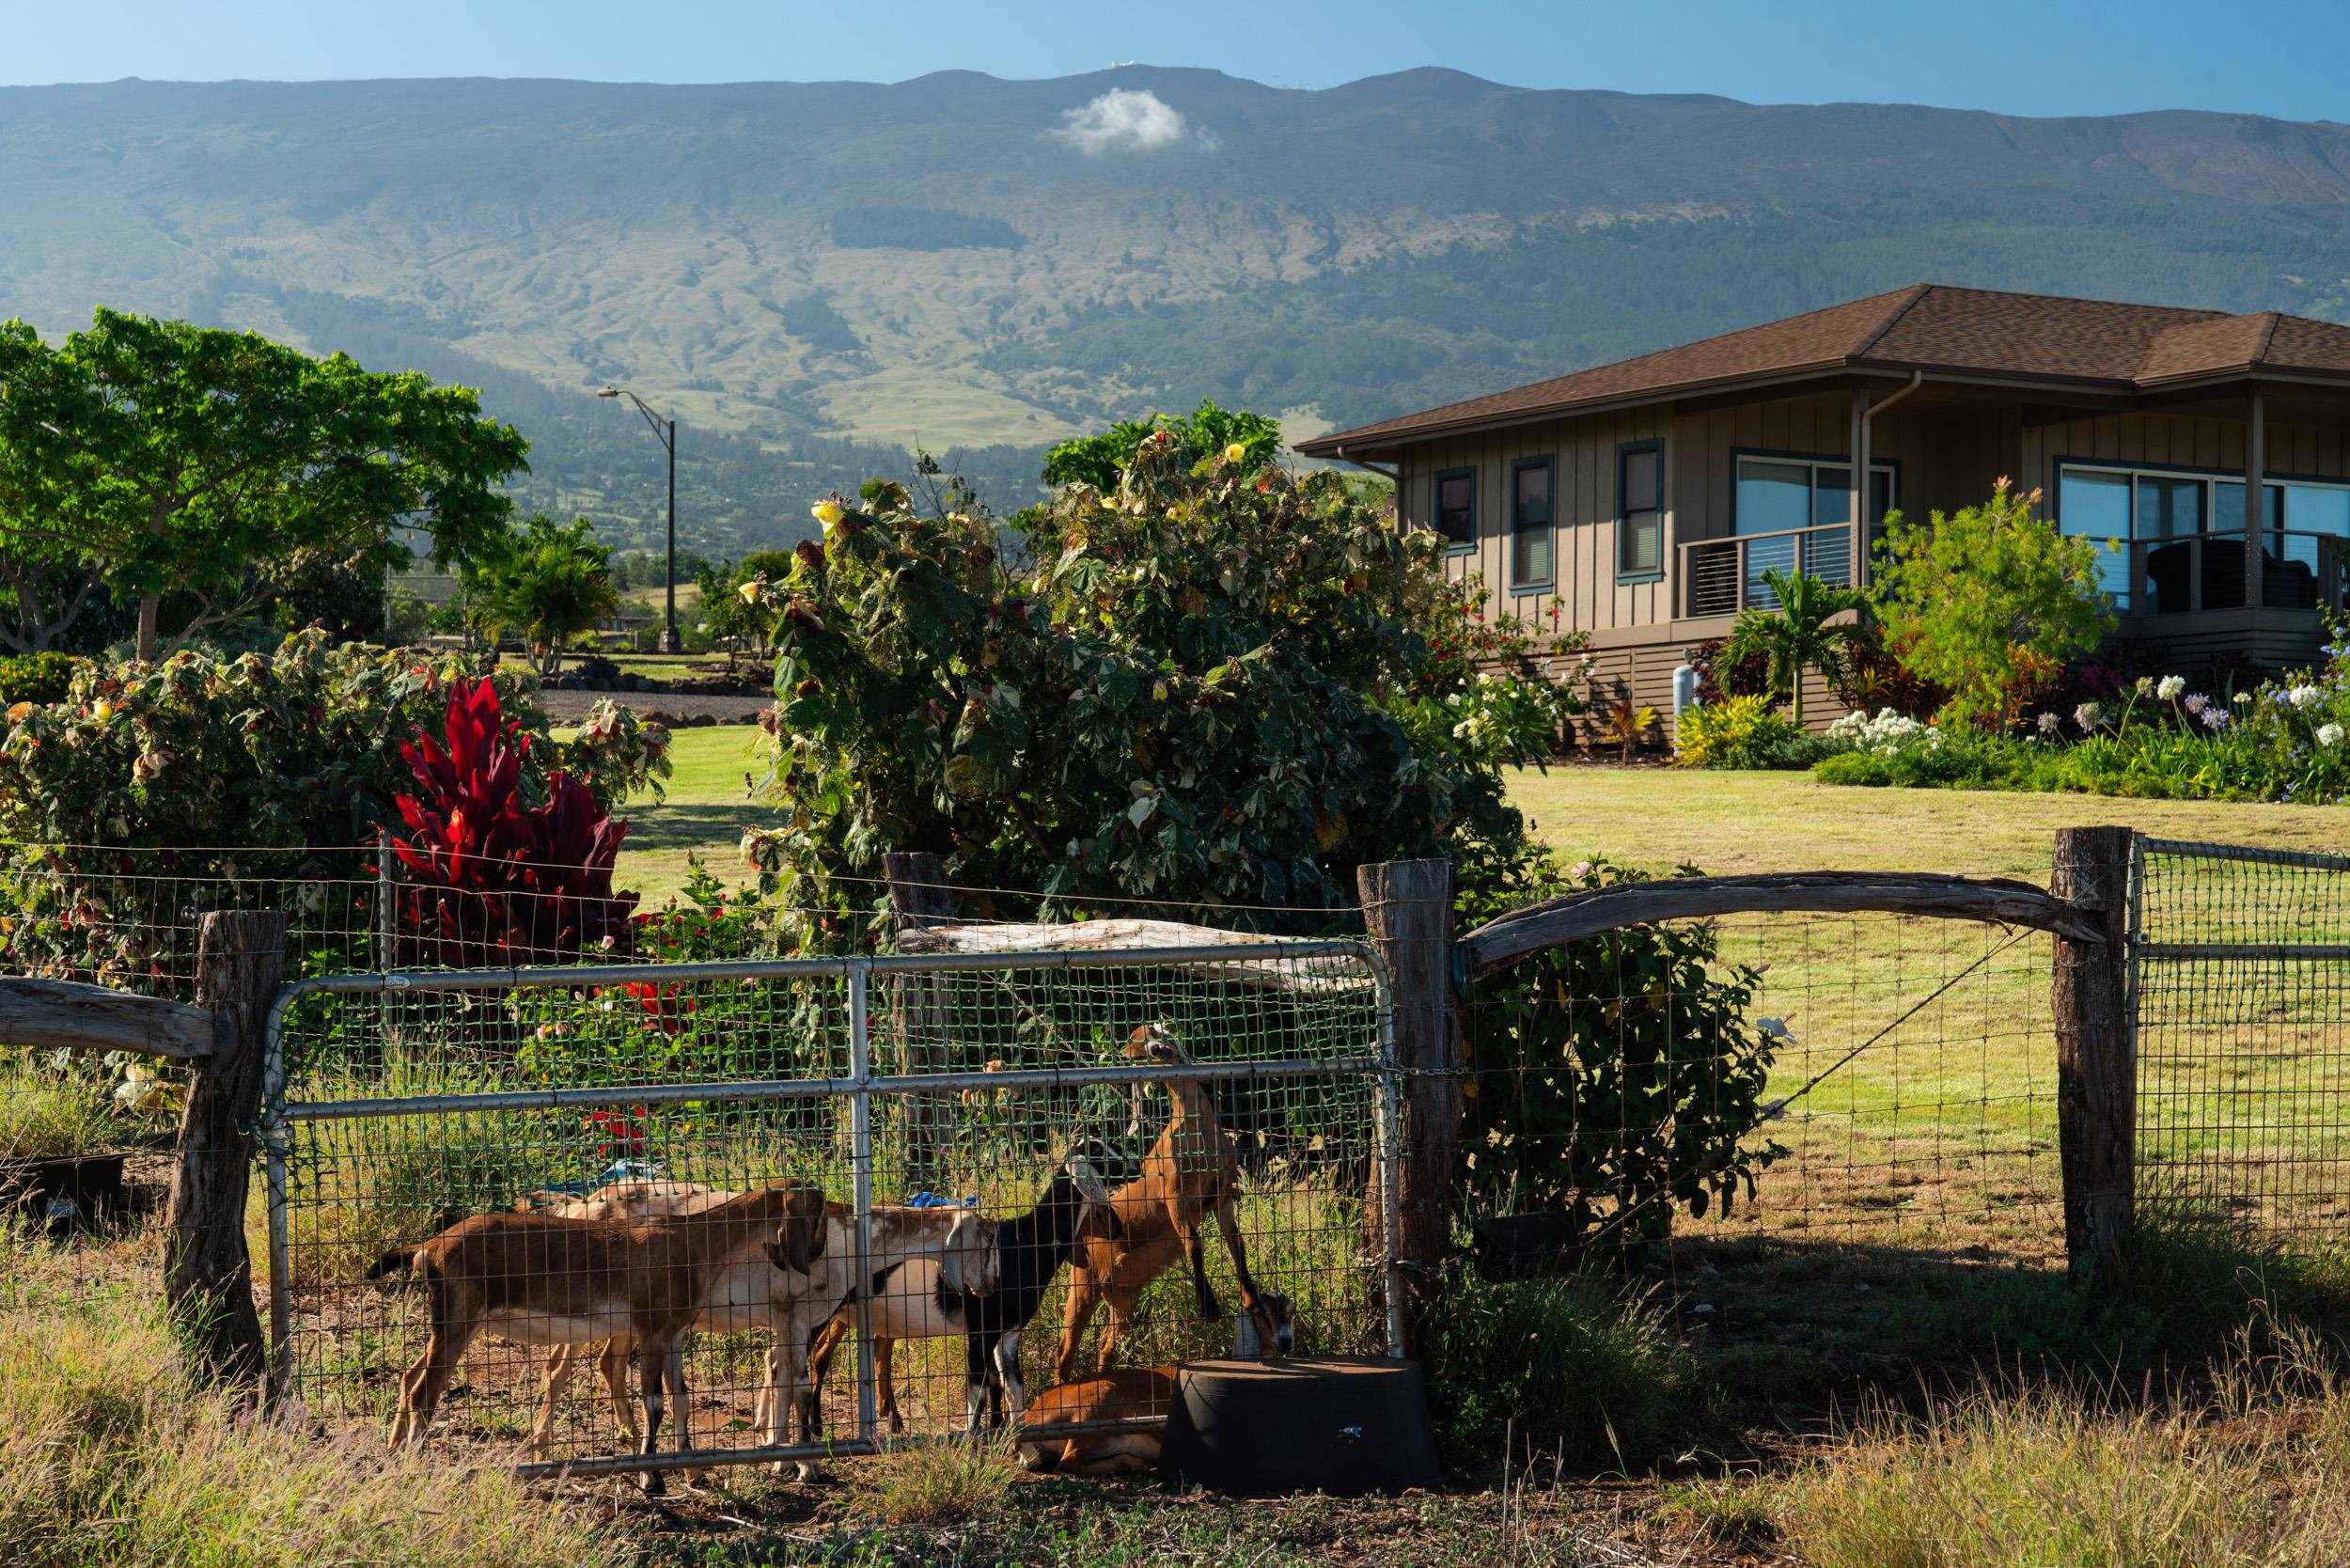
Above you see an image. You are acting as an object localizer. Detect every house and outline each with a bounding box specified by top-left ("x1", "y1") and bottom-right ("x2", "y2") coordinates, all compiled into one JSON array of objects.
[{"x1": 1294, "y1": 284, "x2": 2350, "y2": 726}]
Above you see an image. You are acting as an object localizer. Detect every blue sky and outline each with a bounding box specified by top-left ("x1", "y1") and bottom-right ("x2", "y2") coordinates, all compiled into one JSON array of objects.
[{"x1": 8, "y1": 0, "x2": 2349, "y2": 122}]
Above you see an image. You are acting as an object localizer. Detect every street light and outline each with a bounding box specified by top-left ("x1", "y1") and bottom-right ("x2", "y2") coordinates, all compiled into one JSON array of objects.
[{"x1": 595, "y1": 384, "x2": 682, "y2": 654}]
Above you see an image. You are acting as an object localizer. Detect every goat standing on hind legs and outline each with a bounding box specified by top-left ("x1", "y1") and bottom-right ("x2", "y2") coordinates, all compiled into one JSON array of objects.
[{"x1": 1056, "y1": 1023, "x2": 1268, "y2": 1382}]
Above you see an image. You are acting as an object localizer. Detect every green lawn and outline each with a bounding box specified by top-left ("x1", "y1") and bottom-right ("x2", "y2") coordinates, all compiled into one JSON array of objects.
[{"x1": 618, "y1": 723, "x2": 772, "y2": 902}]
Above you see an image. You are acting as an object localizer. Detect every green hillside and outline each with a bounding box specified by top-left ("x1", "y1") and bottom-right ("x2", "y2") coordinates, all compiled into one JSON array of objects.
[{"x1": 7, "y1": 67, "x2": 2350, "y2": 553}]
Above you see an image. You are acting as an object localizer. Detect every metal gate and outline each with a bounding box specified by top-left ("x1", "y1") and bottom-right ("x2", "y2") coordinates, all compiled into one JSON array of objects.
[{"x1": 259, "y1": 940, "x2": 1399, "y2": 1475}]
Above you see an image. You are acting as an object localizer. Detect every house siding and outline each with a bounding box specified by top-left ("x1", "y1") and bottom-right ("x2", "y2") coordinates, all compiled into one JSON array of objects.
[{"x1": 1392, "y1": 390, "x2": 2348, "y2": 736}]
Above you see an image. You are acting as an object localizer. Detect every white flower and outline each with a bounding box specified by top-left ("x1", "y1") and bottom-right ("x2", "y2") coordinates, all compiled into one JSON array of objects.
[
  {"x1": 2075, "y1": 702, "x2": 2104, "y2": 731},
  {"x1": 2183, "y1": 693, "x2": 2208, "y2": 716},
  {"x1": 2289, "y1": 684, "x2": 2326, "y2": 710},
  {"x1": 2235, "y1": 691, "x2": 2255, "y2": 706},
  {"x1": 2322, "y1": 724, "x2": 2345, "y2": 747},
  {"x1": 2201, "y1": 708, "x2": 2231, "y2": 730},
  {"x1": 2156, "y1": 675, "x2": 2186, "y2": 700},
  {"x1": 2037, "y1": 712, "x2": 2063, "y2": 737}
]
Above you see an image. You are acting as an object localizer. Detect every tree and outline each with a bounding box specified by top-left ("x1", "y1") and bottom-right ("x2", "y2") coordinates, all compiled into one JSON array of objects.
[
  {"x1": 473, "y1": 515, "x2": 621, "y2": 674},
  {"x1": 0, "y1": 310, "x2": 527, "y2": 660},
  {"x1": 1718, "y1": 567, "x2": 1868, "y2": 727},
  {"x1": 1040, "y1": 400, "x2": 1282, "y2": 491},
  {"x1": 1871, "y1": 478, "x2": 2115, "y2": 732}
]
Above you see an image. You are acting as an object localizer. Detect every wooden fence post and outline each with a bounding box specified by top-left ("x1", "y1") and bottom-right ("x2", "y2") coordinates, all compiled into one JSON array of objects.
[
  {"x1": 883, "y1": 852, "x2": 954, "y2": 1195},
  {"x1": 162, "y1": 909, "x2": 287, "y2": 1393},
  {"x1": 2052, "y1": 825, "x2": 2135, "y2": 1294},
  {"x1": 1357, "y1": 858, "x2": 1455, "y2": 1348}
]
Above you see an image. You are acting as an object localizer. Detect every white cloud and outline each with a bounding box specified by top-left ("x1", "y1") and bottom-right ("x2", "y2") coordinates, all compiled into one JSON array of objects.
[{"x1": 1051, "y1": 88, "x2": 1213, "y2": 155}]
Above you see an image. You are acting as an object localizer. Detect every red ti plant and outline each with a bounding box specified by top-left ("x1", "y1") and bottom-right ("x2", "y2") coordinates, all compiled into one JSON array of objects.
[{"x1": 391, "y1": 677, "x2": 639, "y2": 966}]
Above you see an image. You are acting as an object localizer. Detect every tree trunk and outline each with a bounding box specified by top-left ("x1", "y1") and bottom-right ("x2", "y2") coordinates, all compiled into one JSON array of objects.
[{"x1": 136, "y1": 592, "x2": 161, "y2": 664}]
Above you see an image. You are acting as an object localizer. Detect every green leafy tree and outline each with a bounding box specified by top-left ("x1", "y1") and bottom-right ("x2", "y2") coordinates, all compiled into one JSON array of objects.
[
  {"x1": 1718, "y1": 567, "x2": 1868, "y2": 726},
  {"x1": 1040, "y1": 400, "x2": 1282, "y2": 491},
  {"x1": 0, "y1": 309, "x2": 528, "y2": 661},
  {"x1": 474, "y1": 515, "x2": 621, "y2": 674},
  {"x1": 1872, "y1": 479, "x2": 2115, "y2": 732}
]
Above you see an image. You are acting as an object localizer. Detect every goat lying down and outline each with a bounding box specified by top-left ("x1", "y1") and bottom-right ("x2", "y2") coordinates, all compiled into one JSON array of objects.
[
  {"x1": 1019, "y1": 1291, "x2": 1293, "y2": 1476},
  {"x1": 519, "y1": 1179, "x2": 999, "y2": 1465},
  {"x1": 368, "y1": 1181, "x2": 827, "y2": 1496},
  {"x1": 801, "y1": 1158, "x2": 1120, "y2": 1437}
]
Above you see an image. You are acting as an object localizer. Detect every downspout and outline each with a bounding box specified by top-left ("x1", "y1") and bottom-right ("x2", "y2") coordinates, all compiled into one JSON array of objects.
[{"x1": 1853, "y1": 372, "x2": 1924, "y2": 588}]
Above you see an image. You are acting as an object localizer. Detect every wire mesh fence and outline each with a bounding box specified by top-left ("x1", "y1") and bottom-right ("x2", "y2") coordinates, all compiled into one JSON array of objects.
[
  {"x1": 2137, "y1": 837, "x2": 2350, "y2": 1241},
  {"x1": 1455, "y1": 908, "x2": 2065, "y2": 1281},
  {"x1": 264, "y1": 941, "x2": 1395, "y2": 1473}
]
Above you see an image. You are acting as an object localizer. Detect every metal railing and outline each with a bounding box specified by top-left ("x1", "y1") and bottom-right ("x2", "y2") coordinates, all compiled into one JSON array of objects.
[
  {"x1": 1680, "y1": 523, "x2": 1858, "y2": 619},
  {"x1": 2121, "y1": 529, "x2": 2348, "y2": 617},
  {"x1": 260, "y1": 940, "x2": 1402, "y2": 1477}
]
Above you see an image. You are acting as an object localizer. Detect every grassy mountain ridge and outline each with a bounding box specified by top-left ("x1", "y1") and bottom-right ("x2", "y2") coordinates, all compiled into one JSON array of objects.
[{"x1": 6, "y1": 68, "x2": 2350, "y2": 551}]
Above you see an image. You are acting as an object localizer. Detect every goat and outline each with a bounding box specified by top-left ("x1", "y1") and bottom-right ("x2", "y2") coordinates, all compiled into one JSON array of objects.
[
  {"x1": 799, "y1": 1157, "x2": 1119, "y2": 1436},
  {"x1": 1019, "y1": 1291, "x2": 1293, "y2": 1475},
  {"x1": 520, "y1": 1180, "x2": 999, "y2": 1466},
  {"x1": 1055, "y1": 1023, "x2": 1267, "y2": 1381},
  {"x1": 368, "y1": 1181, "x2": 826, "y2": 1496}
]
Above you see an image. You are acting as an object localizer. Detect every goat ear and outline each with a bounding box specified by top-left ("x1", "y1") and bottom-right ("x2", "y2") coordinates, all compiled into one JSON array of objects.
[{"x1": 775, "y1": 1206, "x2": 822, "y2": 1275}]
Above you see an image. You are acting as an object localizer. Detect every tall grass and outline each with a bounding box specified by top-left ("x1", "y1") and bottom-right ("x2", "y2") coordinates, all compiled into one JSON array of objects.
[
  {"x1": 1779, "y1": 1325, "x2": 2350, "y2": 1568},
  {"x1": 1421, "y1": 1269, "x2": 1702, "y2": 1466},
  {"x1": 0, "y1": 1241, "x2": 625, "y2": 1568},
  {"x1": 0, "y1": 1063, "x2": 123, "y2": 1162}
]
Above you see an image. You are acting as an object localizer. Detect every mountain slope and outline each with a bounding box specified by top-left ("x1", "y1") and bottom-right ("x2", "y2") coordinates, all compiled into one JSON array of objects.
[{"x1": 6, "y1": 69, "x2": 2350, "y2": 551}]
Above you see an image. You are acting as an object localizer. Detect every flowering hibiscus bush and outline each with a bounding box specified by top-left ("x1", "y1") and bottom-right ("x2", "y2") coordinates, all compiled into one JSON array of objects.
[
  {"x1": 746, "y1": 434, "x2": 1560, "y2": 937},
  {"x1": 0, "y1": 631, "x2": 667, "y2": 983}
]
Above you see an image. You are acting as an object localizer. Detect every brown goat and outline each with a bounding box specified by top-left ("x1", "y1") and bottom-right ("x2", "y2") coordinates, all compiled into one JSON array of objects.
[
  {"x1": 371, "y1": 1181, "x2": 826, "y2": 1494},
  {"x1": 1054, "y1": 1023, "x2": 1266, "y2": 1381},
  {"x1": 1022, "y1": 1292, "x2": 1292, "y2": 1475}
]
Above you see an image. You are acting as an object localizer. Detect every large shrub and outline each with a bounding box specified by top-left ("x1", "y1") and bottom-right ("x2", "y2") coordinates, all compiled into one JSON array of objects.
[
  {"x1": 0, "y1": 631, "x2": 666, "y2": 982},
  {"x1": 747, "y1": 435, "x2": 1548, "y2": 929},
  {"x1": 1457, "y1": 855, "x2": 1786, "y2": 1241},
  {"x1": 1872, "y1": 479, "x2": 2114, "y2": 732}
]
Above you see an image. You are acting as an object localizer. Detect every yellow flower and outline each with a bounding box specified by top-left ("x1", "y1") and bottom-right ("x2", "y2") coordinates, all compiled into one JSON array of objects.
[
  {"x1": 811, "y1": 498, "x2": 846, "y2": 530},
  {"x1": 1224, "y1": 442, "x2": 1247, "y2": 464},
  {"x1": 738, "y1": 578, "x2": 763, "y2": 604},
  {"x1": 90, "y1": 700, "x2": 114, "y2": 723}
]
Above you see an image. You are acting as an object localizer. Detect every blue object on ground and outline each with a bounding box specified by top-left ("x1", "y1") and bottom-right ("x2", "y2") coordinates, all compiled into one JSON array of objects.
[{"x1": 905, "y1": 1191, "x2": 979, "y2": 1209}]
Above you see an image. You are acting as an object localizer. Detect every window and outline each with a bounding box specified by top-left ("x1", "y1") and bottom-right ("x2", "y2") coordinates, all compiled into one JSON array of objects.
[
  {"x1": 1511, "y1": 457, "x2": 1554, "y2": 589},
  {"x1": 1433, "y1": 466, "x2": 1477, "y2": 550},
  {"x1": 1617, "y1": 442, "x2": 1664, "y2": 582},
  {"x1": 2057, "y1": 461, "x2": 2350, "y2": 615},
  {"x1": 1731, "y1": 454, "x2": 1896, "y2": 596}
]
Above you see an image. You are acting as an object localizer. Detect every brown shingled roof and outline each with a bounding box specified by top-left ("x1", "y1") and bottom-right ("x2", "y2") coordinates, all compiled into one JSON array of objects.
[{"x1": 1295, "y1": 283, "x2": 2350, "y2": 458}]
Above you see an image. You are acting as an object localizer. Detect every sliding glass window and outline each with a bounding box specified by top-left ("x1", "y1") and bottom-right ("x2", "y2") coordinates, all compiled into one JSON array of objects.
[
  {"x1": 1732, "y1": 454, "x2": 1895, "y2": 604},
  {"x1": 2057, "y1": 462, "x2": 2350, "y2": 614}
]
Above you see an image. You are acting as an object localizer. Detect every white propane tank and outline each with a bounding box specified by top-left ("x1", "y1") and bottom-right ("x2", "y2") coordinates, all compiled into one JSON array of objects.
[{"x1": 1671, "y1": 659, "x2": 1700, "y2": 719}]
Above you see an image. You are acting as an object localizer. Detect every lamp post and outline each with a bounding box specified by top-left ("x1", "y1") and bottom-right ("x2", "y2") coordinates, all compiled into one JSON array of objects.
[{"x1": 595, "y1": 385, "x2": 682, "y2": 653}]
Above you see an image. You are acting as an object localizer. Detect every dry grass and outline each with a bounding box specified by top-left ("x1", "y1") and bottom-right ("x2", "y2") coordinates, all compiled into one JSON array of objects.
[
  {"x1": 0, "y1": 1228, "x2": 626, "y2": 1568},
  {"x1": 1777, "y1": 1328, "x2": 2350, "y2": 1568}
]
